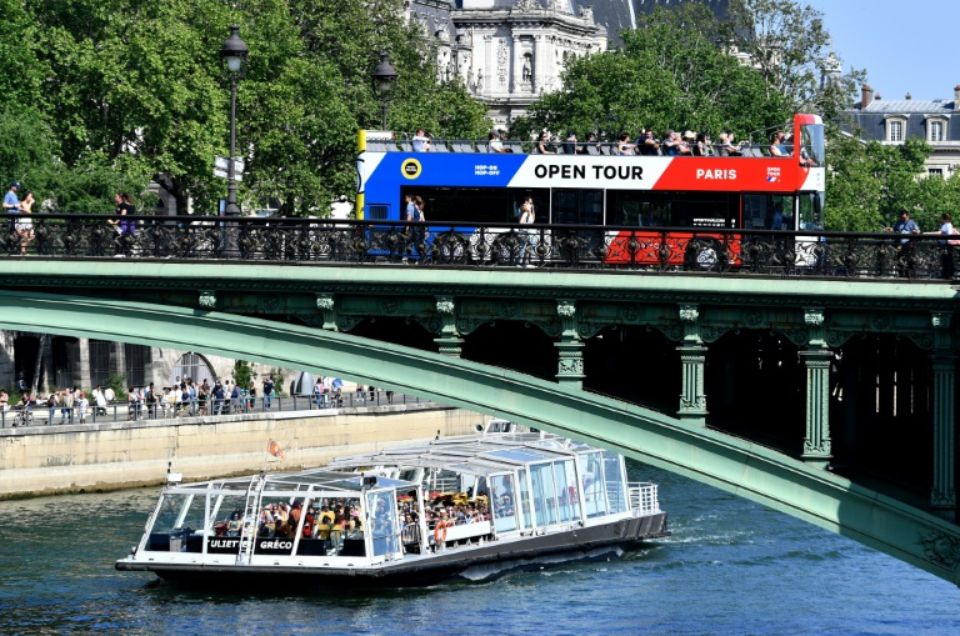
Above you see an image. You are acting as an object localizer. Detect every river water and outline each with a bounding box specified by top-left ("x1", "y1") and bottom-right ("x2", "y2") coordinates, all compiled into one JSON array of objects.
[{"x1": 1, "y1": 463, "x2": 957, "y2": 634}]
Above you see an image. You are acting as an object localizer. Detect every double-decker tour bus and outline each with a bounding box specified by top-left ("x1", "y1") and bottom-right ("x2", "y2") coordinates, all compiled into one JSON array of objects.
[{"x1": 355, "y1": 114, "x2": 825, "y2": 269}]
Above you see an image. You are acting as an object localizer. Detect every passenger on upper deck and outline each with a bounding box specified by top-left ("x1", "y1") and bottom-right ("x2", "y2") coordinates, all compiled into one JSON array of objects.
[
  {"x1": 716, "y1": 132, "x2": 742, "y2": 157},
  {"x1": 579, "y1": 132, "x2": 600, "y2": 155},
  {"x1": 769, "y1": 131, "x2": 787, "y2": 157},
  {"x1": 412, "y1": 128, "x2": 431, "y2": 152},
  {"x1": 638, "y1": 130, "x2": 660, "y2": 156},
  {"x1": 693, "y1": 132, "x2": 711, "y2": 156},
  {"x1": 488, "y1": 131, "x2": 512, "y2": 153},
  {"x1": 562, "y1": 131, "x2": 578, "y2": 155},
  {"x1": 663, "y1": 130, "x2": 691, "y2": 156},
  {"x1": 535, "y1": 132, "x2": 554, "y2": 154},
  {"x1": 616, "y1": 133, "x2": 635, "y2": 156}
]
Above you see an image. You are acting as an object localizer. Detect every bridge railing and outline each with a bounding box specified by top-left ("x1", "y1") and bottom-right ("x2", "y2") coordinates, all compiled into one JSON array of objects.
[
  {"x1": 0, "y1": 391, "x2": 433, "y2": 430},
  {"x1": 4, "y1": 214, "x2": 958, "y2": 280}
]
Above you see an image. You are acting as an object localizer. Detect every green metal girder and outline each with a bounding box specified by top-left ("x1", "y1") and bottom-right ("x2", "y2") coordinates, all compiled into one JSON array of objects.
[{"x1": 0, "y1": 289, "x2": 958, "y2": 584}]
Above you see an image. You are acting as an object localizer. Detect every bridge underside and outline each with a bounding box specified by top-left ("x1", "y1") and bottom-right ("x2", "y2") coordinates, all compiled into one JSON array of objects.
[{"x1": 1, "y1": 290, "x2": 959, "y2": 584}]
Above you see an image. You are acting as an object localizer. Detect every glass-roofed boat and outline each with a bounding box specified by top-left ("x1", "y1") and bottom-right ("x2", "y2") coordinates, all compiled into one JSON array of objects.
[{"x1": 116, "y1": 424, "x2": 668, "y2": 586}]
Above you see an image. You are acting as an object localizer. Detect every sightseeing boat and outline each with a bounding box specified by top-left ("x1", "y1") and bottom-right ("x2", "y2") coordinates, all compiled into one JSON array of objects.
[{"x1": 116, "y1": 426, "x2": 668, "y2": 586}]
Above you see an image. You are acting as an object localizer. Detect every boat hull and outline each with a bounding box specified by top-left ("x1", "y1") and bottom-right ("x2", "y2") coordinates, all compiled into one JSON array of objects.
[{"x1": 116, "y1": 512, "x2": 667, "y2": 588}]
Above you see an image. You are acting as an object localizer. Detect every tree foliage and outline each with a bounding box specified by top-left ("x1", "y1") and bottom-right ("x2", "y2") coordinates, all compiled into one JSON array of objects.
[
  {"x1": 0, "y1": 0, "x2": 489, "y2": 215},
  {"x1": 514, "y1": 5, "x2": 790, "y2": 143}
]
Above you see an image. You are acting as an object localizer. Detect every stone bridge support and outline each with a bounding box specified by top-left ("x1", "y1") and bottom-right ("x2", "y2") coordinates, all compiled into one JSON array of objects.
[
  {"x1": 555, "y1": 299, "x2": 584, "y2": 388},
  {"x1": 931, "y1": 312, "x2": 956, "y2": 520},
  {"x1": 677, "y1": 304, "x2": 707, "y2": 425},
  {"x1": 801, "y1": 308, "x2": 832, "y2": 467}
]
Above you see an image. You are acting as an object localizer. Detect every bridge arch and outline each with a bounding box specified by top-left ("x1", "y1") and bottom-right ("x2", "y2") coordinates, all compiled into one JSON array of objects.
[{"x1": 0, "y1": 290, "x2": 957, "y2": 584}]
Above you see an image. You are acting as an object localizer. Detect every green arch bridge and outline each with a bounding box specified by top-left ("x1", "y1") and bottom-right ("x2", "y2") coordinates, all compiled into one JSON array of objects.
[{"x1": 0, "y1": 250, "x2": 958, "y2": 584}]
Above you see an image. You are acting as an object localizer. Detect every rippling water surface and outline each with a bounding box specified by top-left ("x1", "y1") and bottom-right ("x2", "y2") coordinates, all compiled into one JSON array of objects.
[{"x1": 1, "y1": 464, "x2": 957, "y2": 634}]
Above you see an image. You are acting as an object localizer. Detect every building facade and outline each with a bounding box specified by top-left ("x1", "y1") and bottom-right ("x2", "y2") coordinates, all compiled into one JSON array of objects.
[
  {"x1": 409, "y1": 1, "x2": 608, "y2": 126},
  {"x1": 844, "y1": 84, "x2": 960, "y2": 178}
]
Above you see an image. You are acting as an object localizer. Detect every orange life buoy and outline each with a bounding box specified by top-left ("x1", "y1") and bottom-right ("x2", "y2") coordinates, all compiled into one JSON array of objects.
[{"x1": 433, "y1": 520, "x2": 448, "y2": 544}]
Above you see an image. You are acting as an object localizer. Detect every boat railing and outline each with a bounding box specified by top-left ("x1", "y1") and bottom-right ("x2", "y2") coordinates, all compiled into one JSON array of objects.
[{"x1": 629, "y1": 482, "x2": 661, "y2": 516}]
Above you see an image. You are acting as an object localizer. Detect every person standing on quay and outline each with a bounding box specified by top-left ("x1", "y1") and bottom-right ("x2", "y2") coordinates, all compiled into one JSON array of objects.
[{"x1": 263, "y1": 376, "x2": 274, "y2": 409}]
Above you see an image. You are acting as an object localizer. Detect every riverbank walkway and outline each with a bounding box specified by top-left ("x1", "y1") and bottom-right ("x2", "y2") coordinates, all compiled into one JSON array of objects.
[{"x1": 0, "y1": 390, "x2": 436, "y2": 431}]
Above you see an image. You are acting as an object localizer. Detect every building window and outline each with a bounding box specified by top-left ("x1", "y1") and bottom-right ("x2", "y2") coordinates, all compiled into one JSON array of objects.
[
  {"x1": 928, "y1": 168, "x2": 944, "y2": 178},
  {"x1": 928, "y1": 119, "x2": 947, "y2": 142},
  {"x1": 888, "y1": 120, "x2": 904, "y2": 142}
]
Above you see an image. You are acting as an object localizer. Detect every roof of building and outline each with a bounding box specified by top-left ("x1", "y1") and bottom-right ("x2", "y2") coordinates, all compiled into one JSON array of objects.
[{"x1": 860, "y1": 100, "x2": 958, "y2": 114}]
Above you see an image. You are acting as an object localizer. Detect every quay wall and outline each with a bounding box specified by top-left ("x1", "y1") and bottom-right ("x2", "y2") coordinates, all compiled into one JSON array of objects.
[{"x1": 0, "y1": 406, "x2": 484, "y2": 499}]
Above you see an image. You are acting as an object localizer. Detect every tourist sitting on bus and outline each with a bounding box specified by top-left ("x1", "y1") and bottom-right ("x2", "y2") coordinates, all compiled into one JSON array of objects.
[
  {"x1": 769, "y1": 131, "x2": 787, "y2": 156},
  {"x1": 488, "y1": 131, "x2": 512, "y2": 153},
  {"x1": 716, "y1": 132, "x2": 742, "y2": 157},
  {"x1": 535, "y1": 131, "x2": 554, "y2": 154},
  {"x1": 638, "y1": 130, "x2": 660, "y2": 155},
  {"x1": 663, "y1": 130, "x2": 689, "y2": 156},
  {"x1": 577, "y1": 132, "x2": 599, "y2": 154},
  {"x1": 693, "y1": 132, "x2": 711, "y2": 156},
  {"x1": 412, "y1": 128, "x2": 431, "y2": 152},
  {"x1": 615, "y1": 132, "x2": 635, "y2": 156},
  {"x1": 562, "y1": 131, "x2": 578, "y2": 155}
]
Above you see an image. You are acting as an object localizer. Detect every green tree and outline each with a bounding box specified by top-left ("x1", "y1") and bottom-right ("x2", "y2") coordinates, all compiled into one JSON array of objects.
[
  {"x1": 232, "y1": 360, "x2": 255, "y2": 389},
  {"x1": 826, "y1": 137, "x2": 936, "y2": 231},
  {"x1": 515, "y1": 5, "x2": 789, "y2": 141},
  {"x1": 728, "y1": 0, "x2": 864, "y2": 120}
]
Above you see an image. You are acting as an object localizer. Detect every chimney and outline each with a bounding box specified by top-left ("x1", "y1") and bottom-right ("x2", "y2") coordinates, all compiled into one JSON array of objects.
[
  {"x1": 905, "y1": 92, "x2": 912, "y2": 100},
  {"x1": 954, "y1": 84, "x2": 960, "y2": 111},
  {"x1": 861, "y1": 83, "x2": 874, "y2": 109}
]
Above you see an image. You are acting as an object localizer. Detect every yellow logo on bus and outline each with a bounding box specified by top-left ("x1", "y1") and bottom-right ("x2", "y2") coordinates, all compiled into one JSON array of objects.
[{"x1": 401, "y1": 158, "x2": 422, "y2": 180}]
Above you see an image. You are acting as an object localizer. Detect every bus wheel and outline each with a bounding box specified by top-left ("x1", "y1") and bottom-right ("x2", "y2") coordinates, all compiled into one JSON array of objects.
[{"x1": 686, "y1": 242, "x2": 721, "y2": 271}]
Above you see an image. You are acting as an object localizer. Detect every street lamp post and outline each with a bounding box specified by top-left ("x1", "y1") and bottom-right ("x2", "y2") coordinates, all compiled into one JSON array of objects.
[
  {"x1": 372, "y1": 52, "x2": 397, "y2": 130},
  {"x1": 220, "y1": 25, "x2": 249, "y2": 216}
]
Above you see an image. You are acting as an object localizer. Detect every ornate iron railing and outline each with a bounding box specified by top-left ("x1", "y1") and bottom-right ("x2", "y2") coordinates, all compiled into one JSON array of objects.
[{"x1": 2, "y1": 214, "x2": 958, "y2": 280}]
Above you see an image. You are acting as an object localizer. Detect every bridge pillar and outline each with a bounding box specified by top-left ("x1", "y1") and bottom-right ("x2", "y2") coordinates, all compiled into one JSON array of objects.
[
  {"x1": 316, "y1": 295, "x2": 338, "y2": 331},
  {"x1": 555, "y1": 300, "x2": 584, "y2": 388},
  {"x1": 434, "y1": 296, "x2": 464, "y2": 357},
  {"x1": 930, "y1": 312, "x2": 955, "y2": 519},
  {"x1": 800, "y1": 349, "x2": 833, "y2": 467},
  {"x1": 677, "y1": 304, "x2": 707, "y2": 424},
  {"x1": 800, "y1": 308, "x2": 832, "y2": 467}
]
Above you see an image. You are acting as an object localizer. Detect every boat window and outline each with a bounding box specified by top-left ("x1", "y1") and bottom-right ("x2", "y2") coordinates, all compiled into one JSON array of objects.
[
  {"x1": 603, "y1": 451, "x2": 628, "y2": 513},
  {"x1": 517, "y1": 468, "x2": 534, "y2": 530},
  {"x1": 301, "y1": 495, "x2": 364, "y2": 557},
  {"x1": 553, "y1": 459, "x2": 579, "y2": 523},
  {"x1": 580, "y1": 452, "x2": 608, "y2": 518},
  {"x1": 367, "y1": 490, "x2": 401, "y2": 558},
  {"x1": 489, "y1": 473, "x2": 518, "y2": 533},
  {"x1": 530, "y1": 463, "x2": 559, "y2": 527},
  {"x1": 250, "y1": 495, "x2": 309, "y2": 556},
  {"x1": 146, "y1": 493, "x2": 205, "y2": 552},
  {"x1": 206, "y1": 494, "x2": 246, "y2": 555}
]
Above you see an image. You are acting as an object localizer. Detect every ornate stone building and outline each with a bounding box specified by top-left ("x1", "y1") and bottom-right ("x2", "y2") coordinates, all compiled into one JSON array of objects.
[
  {"x1": 408, "y1": 1, "x2": 608, "y2": 126},
  {"x1": 406, "y1": 1, "x2": 730, "y2": 126}
]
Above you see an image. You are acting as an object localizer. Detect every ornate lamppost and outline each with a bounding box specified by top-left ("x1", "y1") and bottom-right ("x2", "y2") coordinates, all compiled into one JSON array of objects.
[
  {"x1": 220, "y1": 25, "x2": 249, "y2": 216},
  {"x1": 372, "y1": 52, "x2": 397, "y2": 129}
]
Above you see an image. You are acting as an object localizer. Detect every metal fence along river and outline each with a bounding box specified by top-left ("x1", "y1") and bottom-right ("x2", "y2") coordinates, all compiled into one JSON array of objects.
[{"x1": 3, "y1": 214, "x2": 959, "y2": 280}]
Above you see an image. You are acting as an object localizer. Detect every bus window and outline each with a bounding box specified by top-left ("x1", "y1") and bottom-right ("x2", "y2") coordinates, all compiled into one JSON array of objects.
[
  {"x1": 743, "y1": 194, "x2": 795, "y2": 230},
  {"x1": 608, "y1": 191, "x2": 738, "y2": 228},
  {"x1": 798, "y1": 192, "x2": 824, "y2": 231},
  {"x1": 800, "y1": 124, "x2": 824, "y2": 166},
  {"x1": 551, "y1": 189, "x2": 603, "y2": 225},
  {"x1": 400, "y1": 187, "x2": 548, "y2": 225}
]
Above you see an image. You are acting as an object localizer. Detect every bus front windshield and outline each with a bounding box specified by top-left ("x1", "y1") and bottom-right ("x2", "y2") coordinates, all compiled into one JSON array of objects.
[{"x1": 800, "y1": 124, "x2": 825, "y2": 166}]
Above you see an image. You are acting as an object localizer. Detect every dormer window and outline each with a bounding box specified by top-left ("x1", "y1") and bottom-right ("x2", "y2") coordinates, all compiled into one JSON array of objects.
[
  {"x1": 885, "y1": 116, "x2": 907, "y2": 142},
  {"x1": 927, "y1": 117, "x2": 948, "y2": 142}
]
